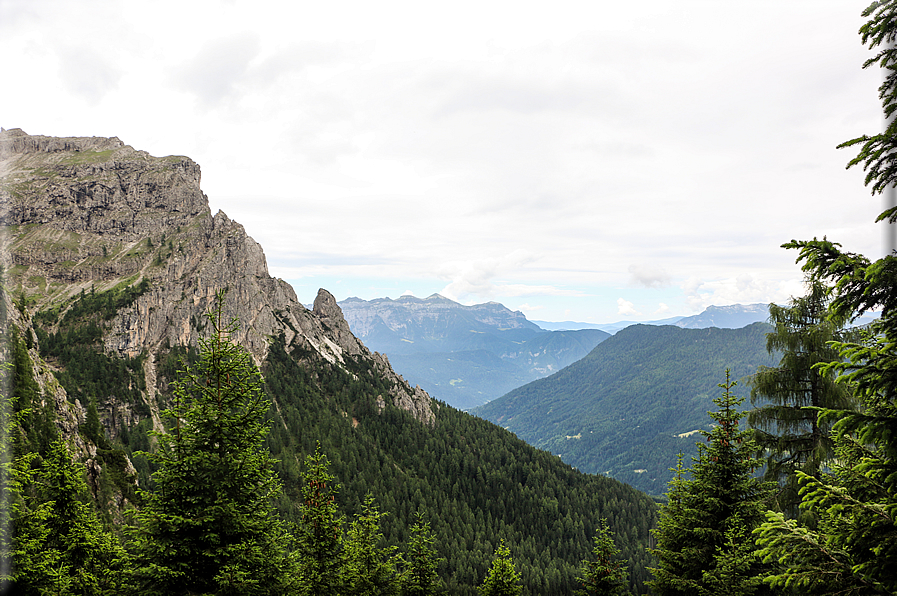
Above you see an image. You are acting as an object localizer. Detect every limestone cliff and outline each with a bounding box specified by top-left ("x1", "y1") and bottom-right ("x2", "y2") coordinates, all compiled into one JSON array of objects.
[{"x1": 0, "y1": 128, "x2": 435, "y2": 444}]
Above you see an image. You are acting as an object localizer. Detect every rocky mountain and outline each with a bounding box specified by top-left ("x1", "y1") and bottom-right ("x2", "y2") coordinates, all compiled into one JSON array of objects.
[
  {"x1": 1, "y1": 129, "x2": 659, "y2": 595},
  {"x1": 339, "y1": 295, "x2": 610, "y2": 409},
  {"x1": 474, "y1": 323, "x2": 779, "y2": 497},
  {"x1": 339, "y1": 294, "x2": 542, "y2": 353},
  {"x1": 0, "y1": 128, "x2": 433, "y2": 445}
]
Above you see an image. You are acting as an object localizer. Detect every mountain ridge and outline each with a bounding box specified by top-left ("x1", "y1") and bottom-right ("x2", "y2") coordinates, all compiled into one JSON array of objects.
[
  {"x1": 339, "y1": 294, "x2": 609, "y2": 408},
  {"x1": 474, "y1": 322, "x2": 779, "y2": 496},
  {"x1": 0, "y1": 127, "x2": 435, "y2": 436}
]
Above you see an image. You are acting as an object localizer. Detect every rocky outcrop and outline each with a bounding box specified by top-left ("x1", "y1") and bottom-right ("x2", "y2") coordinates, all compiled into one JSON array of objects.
[{"x1": 0, "y1": 129, "x2": 435, "y2": 429}]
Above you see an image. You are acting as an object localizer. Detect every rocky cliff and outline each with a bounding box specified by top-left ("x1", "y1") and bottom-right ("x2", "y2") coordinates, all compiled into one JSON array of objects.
[{"x1": 0, "y1": 128, "x2": 435, "y2": 447}]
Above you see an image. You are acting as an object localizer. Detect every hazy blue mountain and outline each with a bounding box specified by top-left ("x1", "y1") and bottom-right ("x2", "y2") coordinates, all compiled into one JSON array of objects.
[
  {"x1": 339, "y1": 295, "x2": 610, "y2": 409},
  {"x1": 473, "y1": 323, "x2": 779, "y2": 497},
  {"x1": 532, "y1": 320, "x2": 619, "y2": 331},
  {"x1": 674, "y1": 303, "x2": 770, "y2": 329},
  {"x1": 535, "y1": 304, "x2": 773, "y2": 335}
]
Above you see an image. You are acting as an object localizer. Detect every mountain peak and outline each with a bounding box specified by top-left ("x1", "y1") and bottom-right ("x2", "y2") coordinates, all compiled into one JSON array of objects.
[{"x1": 3, "y1": 130, "x2": 435, "y2": 425}]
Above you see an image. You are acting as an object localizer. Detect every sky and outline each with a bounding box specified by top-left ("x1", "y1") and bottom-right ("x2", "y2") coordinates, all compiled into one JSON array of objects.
[{"x1": 1, "y1": 0, "x2": 890, "y2": 323}]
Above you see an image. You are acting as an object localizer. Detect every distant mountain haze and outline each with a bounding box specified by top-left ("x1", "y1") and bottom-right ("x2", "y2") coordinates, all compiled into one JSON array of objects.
[
  {"x1": 673, "y1": 303, "x2": 770, "y2": 329},
  {"x1": 534, "y1": 303, "x2": 771, "y2": 334},
  {"x1": 339, "y1": 295, "x2": 610, "y2": 409}
]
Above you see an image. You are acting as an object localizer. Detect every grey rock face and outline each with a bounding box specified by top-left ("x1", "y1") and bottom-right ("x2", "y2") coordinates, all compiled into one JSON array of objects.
[{"x1": 0, "y1": 129, "x2": 434, "y2": 430}]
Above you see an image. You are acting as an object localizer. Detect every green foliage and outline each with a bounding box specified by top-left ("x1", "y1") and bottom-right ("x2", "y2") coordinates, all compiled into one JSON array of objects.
[
  {"x1": 648, "y1": 372, "x2": 772, "y2": 596},
  {"x1": 755, "y1": 451, "x2": 886, "y2": 595},
  {"x1": 343, "y1": 494, "x2": 403, "y2": 596},
  {"x1": 83, "y1": 396, "x2": 104, "y2": 447},
  {"x1": 35, "y1": 282, "x2": 149, "y2": 410},
  {"x1": 131, "y1": 292, "x2": 294, "y2": 596},
  {"x1": 574, "y1": 519, "x2": 628, "y2": 596},
  {"x1": 11, "y1": 329, "x2": 57, "y2": 456},
  {"x1": 477, "y1": 540, "x2": 522, "y2": 596},
  {"x1": 476, "y1": 323, "x2": 778, "y2": 496},
  {"x1": 8, "y1": 438, "x2": 127, "y2": 596},
  {"x1": 748, "y1": 280, "x2": 856, "y2": 513},
  {"x1": 295, "y1": 444, "x2": 345, "y2": 596},
  {"x1": 401, "y1": 511, "x2": 444, "y2": 596},
  {"x1": 756, "y1": 238, "x2": 897, "y2": 594}
]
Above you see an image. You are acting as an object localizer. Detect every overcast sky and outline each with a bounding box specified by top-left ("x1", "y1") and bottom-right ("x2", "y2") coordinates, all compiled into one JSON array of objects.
[{"x1": 1, "y1": 0, "x2": 888, "y2": 323}]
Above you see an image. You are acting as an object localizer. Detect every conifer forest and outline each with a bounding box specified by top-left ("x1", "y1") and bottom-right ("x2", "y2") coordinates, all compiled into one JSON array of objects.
[{"x1": 5, "y1": 2, "x2": 897, "y2": 595}]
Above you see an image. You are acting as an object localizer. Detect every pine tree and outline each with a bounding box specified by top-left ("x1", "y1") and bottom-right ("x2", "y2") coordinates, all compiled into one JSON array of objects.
[
  {"x1": 343, "y1": 494, "x2": 402, "y2": 596},
  {"x1": 6, "y1": 438, "x2": 127, "y2": 596},
  {"x1": 400, "y1": 511, "x2": 443, "y2": 596},
  {"x1": 477, "y1": 539, "x2": 521, "y2": 596},
  {"x1": 748, "y1": 280, "x2": 855, "y2": 513},
  {"x1": 755, "y1": 434, "x2": 890, "y2": 595},
  {"x1": 575, "y1": 518, "x2": 629, "y2": 596},
  {"x1": 646, "y1": 453, "x2": 695, "y2": 596},
  {"x1": 132, "y1": 292, "x2": 294, "y2": 595},
  {"x1": 757, "y1": 239, "x2": 897, "y2": 594},
  {"x1": 295, "y1": 443, "x2": 345, "y2": 596},
  {"x1": 1, "y1": 375, "x2": 66, "y2": 594},
  {"x1": 35, "y1": 439, "x2": 127, "y2": 595},
  {"x1": 648, "y1": 372, "x2": 772, "y2": 596}
]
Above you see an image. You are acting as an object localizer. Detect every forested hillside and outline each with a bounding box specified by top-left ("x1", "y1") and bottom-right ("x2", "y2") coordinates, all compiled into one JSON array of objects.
[
  {"x1": 10, "y1": 286, "x2": 657, "y2": 594},
  {"x1": 475, "y1": 323, "x2": 779, "y2": 496}
]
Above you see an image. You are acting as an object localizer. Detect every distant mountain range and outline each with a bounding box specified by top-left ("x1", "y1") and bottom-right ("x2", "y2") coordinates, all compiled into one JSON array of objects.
[
  {"x1": 674, "y1": 303, "x2": 770, "y2": 329},
  {"x1": 473, "y1": 323, "x2": 779, "y2": 497},
  {"x1": 338, "y1": 295, "x2": 610, "y2": 409},
  {"x1": 534, "y1": 303, "x2": 772, "y2": 334}
]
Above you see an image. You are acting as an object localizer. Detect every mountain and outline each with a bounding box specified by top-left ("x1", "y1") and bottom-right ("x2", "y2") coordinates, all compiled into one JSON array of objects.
[
  {"x1": 1, "y1": 129, "x2": 657, "y2": 595},
  {"x1": 339, "y1": 295, "x2": 610, "y2": 408},
  {"x1": 532, "y1": 320, "x2": 611, "y2": 331},
  {"x1": 535, "y1": 304, "x2": 772, "y2": 336},
  {"x1": 674, "y1": 303, "x2": 770, "y2": 329},
  {"x1": 474, "y1": 323, "x2": 779, "y2": 497},
  {"x1": 340, "y1": 294, "x2": 542, "y2": 353}
]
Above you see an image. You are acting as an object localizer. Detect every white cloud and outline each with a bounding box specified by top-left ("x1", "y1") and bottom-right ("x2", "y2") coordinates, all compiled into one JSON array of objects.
[
  {"x1": 171, "y1": 33, "x2": 261, "y2": 106},
  {"x1": 56, "y1": 45, "x2": 122, "y2": 102},
  {"x1": 681, "y1": 274, "x2": 806, "y2": 312},
  {"x1": 653, "y1": 302, "x2": 670, "y2": 315},
  {"x1": 617, "y1": 298, "x2": 641, "y2": 317},
  {"x1": 628, "y1": 263, "x2": 671, "y2": 288}
]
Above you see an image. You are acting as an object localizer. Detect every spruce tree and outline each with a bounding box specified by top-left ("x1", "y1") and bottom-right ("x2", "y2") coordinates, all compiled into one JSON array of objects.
[
  {"x1": 400, "y1": 511, "x2": 443, "y2": 596},
  {"x1": 477, "y1": 539, "x2": 521, "y2": 596},
  {"x1": 648, "y1": 372, "x2": 772, "y2": 596},
  {"x1": 6, "y1": 438, "x2": 127, "y2": 596},
  {"x1": 575, "y1": 518, "x2": 629, "y2": 596},
  {"x1": 343, "y1": 494, "x2": 402, "y2": 596},
  {"x1": 757, "y1": 238, "x2": 897, "y2": 594},
  {"x1": 748, "y1": 280, "x2": 855, "y2": 513},
  {"x1": 132, "y1": 292, "x2": 294, "y2": 595},
  {"x1": 295, "y1": 443, "x2": 345, "y2": 596}
]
